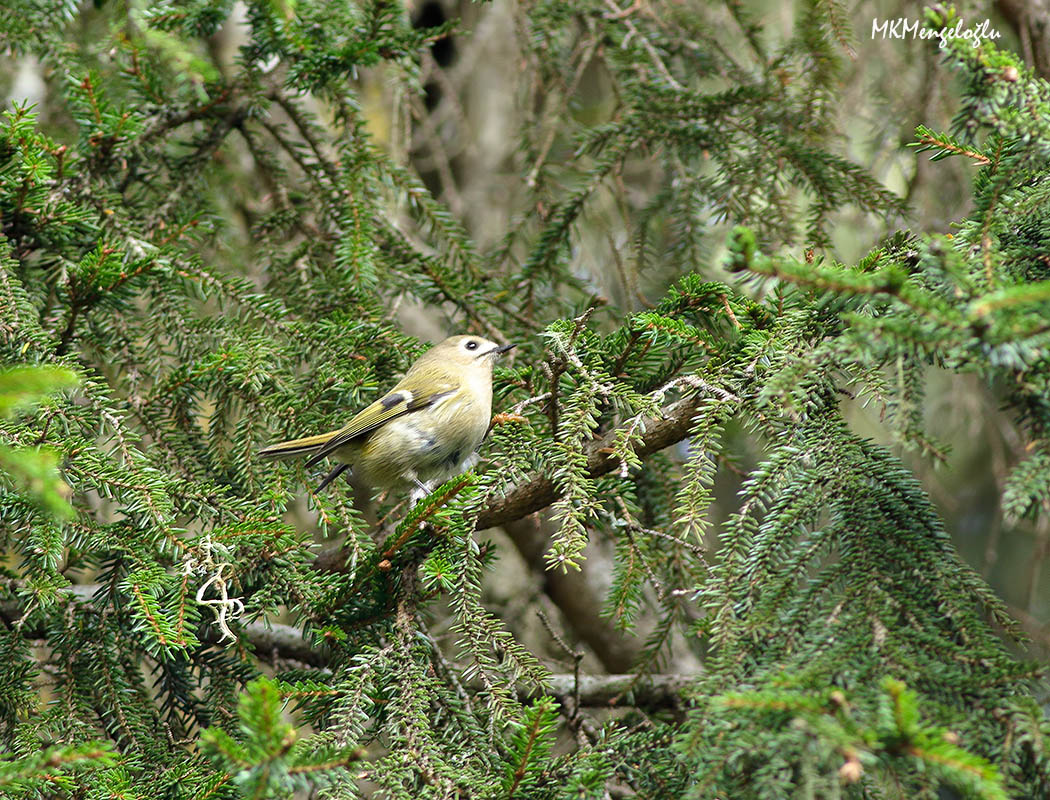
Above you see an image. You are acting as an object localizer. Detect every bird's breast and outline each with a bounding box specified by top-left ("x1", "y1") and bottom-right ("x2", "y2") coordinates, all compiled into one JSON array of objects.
[{"x1": 352, "y1": 389, "x2": 491, "y2": 488}]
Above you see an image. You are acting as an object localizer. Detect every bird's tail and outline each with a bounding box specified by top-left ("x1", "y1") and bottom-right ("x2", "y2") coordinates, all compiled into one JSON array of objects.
[{"x1": 258, "y1": 432, "x2": 334, "y2": 461}]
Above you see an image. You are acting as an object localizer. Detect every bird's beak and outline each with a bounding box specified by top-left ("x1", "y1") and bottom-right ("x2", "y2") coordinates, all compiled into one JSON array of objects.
[{"x1": 489, "y1": 342, "x2": 516, "y2": 357}]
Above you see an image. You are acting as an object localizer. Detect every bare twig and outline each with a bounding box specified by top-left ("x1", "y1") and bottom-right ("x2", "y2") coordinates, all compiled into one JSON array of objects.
[{"x1": 537, "y1": 608, "x2": 588, "y2": 743}]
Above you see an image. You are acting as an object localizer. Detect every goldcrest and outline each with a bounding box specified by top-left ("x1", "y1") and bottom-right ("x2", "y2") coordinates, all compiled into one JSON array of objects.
[{"x1": 260, "y1": 335, "x2": 515, "y2": 496}]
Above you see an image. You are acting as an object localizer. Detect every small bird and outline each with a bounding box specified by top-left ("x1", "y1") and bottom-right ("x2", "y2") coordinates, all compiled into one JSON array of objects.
[{"x1": 259, "y1": 335, "x2": 515, "y2": 496}]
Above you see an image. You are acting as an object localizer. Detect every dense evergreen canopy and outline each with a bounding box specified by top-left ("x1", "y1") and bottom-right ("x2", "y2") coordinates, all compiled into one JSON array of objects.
[{"x1": 1, "y1": 1, "x2": 1049, "y2": 798}]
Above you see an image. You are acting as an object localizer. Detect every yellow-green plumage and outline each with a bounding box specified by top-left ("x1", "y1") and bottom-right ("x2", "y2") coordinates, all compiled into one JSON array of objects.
[{"x1": 259, "y1": 335, "x2": 514, "y2": 493}]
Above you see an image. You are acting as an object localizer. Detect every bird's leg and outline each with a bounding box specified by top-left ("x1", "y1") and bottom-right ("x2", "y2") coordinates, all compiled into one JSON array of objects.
[
  {"x1": 406, "y1": 467, "x2": 438, "y2": 513},
  {"x1": 315, "y1": 463, "x2": 350, "y2": 492},
  {"x1": 409, "y1": 478, "x2": 431, "y2": 504}
]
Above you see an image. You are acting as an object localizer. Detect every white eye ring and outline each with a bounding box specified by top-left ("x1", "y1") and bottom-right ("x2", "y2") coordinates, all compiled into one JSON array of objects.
[{"x1": 465, "y1": 340, "x2": 479, "y2": 350}]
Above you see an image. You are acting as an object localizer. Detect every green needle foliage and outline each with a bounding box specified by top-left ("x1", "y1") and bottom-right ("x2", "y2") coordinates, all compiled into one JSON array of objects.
[
  {"x1": 0, "y1": 364, "x2": 78, "y2": 518},
  {"x1": 200, "y1": 676, "x2": 364, "y2": 798},
  {"x1": 0, "y1": 1, "x2": 1048, "y2": 798}
]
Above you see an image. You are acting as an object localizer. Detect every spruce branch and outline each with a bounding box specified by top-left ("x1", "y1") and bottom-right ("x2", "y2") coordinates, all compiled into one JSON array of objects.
[
  {"x1": 314, "y1": 389, "x2": 711, "y2": 574},
  {"x1": 911, "y1": 125, "x2": 992, "y2": 165}
]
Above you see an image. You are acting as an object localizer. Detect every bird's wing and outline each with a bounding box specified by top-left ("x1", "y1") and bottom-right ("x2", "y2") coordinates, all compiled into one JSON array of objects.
[{"x1": 303, "y1": 385, "x2": 456, "y2": 468}]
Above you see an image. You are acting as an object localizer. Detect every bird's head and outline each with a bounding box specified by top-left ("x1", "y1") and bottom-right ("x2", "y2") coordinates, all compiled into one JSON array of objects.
[{"x1": 426, "y1": 335, "x2": 516, "y2": 370}]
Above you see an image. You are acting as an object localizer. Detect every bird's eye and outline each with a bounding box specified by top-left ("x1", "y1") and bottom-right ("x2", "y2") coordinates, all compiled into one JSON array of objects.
[{"x1": 465, "y1": 340, "x2": 479, "y2": 351}]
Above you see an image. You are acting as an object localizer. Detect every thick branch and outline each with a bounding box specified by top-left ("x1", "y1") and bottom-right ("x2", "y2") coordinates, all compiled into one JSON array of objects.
[
  {"x1": 530, "y1": 672, "x2": 692, "y2": 709},
  {"x1": 483, "y1": 394, "x2": 706, "y2": 528},
  {"x1": 239, "y1": 616, "x2": 690, "y2": 707},
  {"x1": 1, "y1": 587, "x2": 693, "y2": 710},
  {"x1": 241, "y1": 617, "x2": 690, "y2": 707},
  {"x1": 235, "y1": 620, "x2": 330, "y2": 667}
]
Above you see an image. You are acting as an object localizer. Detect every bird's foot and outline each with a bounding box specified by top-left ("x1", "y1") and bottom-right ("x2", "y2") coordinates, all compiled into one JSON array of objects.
[{"x1": 409, "y1": 478, "x2": 433, "y2": 505}]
